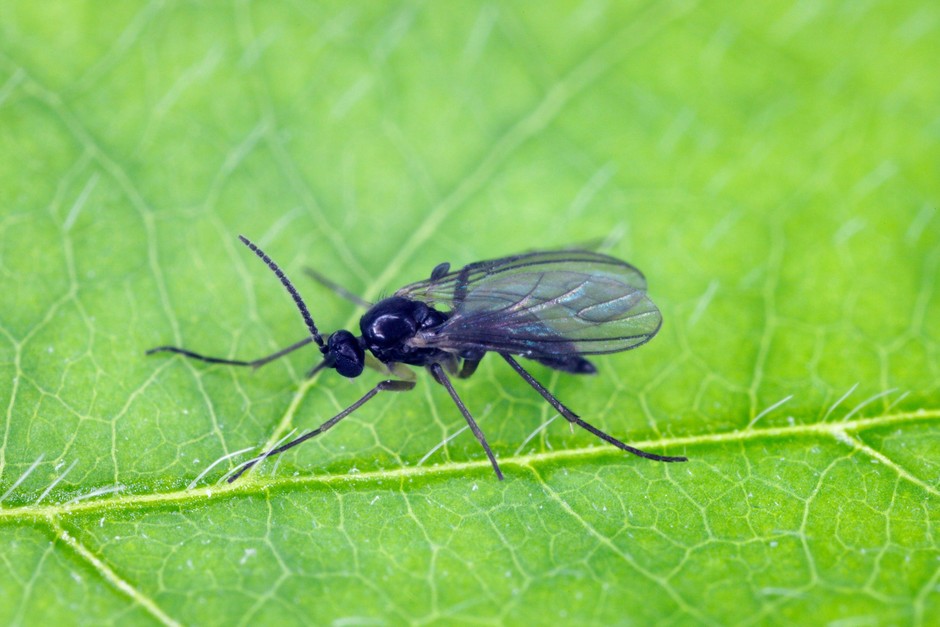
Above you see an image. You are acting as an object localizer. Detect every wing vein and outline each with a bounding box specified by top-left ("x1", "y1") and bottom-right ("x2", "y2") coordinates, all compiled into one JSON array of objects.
[{"x1": 402, "y1": 249, "x2": 661, "y2": 358}]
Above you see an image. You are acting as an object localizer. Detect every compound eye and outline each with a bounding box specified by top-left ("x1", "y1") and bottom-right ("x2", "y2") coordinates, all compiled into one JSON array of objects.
[
  {"x1": 327, "y1": 330, "x2": 364, "y2": 378},
  {"x1": 371, "y1": 314, "x2": 416, "y2": 347}
]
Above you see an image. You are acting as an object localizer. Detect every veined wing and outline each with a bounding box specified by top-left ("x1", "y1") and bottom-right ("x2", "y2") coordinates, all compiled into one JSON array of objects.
[{"x1": 396, "y1": 251, "x2": 662, "y2": 356}]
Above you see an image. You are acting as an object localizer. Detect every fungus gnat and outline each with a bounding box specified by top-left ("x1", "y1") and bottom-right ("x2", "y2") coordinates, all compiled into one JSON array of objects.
[{"x1": 148, "y1": 236, "x2": 687, "y2": 482}]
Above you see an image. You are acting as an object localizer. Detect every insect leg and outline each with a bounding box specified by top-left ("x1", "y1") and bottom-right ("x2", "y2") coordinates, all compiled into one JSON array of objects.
[
  {"x1": 362, "y1": 354, "x2": 418, "y2": 381},
  {"x1": 429, "y1": 363, "x2": 504, "y2": 480},
  {"x1": 500, "y1": 354, "x2": 687, "y2": 463},
  {"x1": 227, "y1": 379, "x2": 416, "y2": 482},
  {"x1": 457, "y1": 357, "x2": 482, "y2": 379},
  {"x1": 305, "y1": 359, "x2": 331, "y2": 379},
  {"x1": 147, "y1": 336, "x2": 316, "y2": 369},
  {"x1": 303, "y1": 267, "x2": 371, "y2": 308}
]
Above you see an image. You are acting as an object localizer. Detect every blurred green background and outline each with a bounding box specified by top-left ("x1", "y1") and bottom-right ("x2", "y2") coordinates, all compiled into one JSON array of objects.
[{"x1": 1, "y1": 1, "x2": 938, "y2": 624}]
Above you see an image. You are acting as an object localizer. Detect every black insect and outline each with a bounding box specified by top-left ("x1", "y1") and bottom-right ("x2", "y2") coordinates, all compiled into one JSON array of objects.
[{"x1": 148, "y1": 236, "x2": 686, "y2": 482}]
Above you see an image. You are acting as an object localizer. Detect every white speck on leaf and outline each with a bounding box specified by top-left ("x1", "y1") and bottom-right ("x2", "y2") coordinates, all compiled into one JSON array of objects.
[{"x1": 239, "y1": 548, "x2": 257, "y2": 565}]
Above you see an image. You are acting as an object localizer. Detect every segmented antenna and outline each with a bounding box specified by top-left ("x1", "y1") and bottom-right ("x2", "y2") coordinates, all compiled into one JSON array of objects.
[{"x1": 238, "y1": 235, "x2": 325, "y2": 350}]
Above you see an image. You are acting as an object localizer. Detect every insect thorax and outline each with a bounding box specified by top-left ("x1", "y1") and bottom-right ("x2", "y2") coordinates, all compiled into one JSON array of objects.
[{"x1": 359, "y1": 296, "x2": 450, "y2": 366}]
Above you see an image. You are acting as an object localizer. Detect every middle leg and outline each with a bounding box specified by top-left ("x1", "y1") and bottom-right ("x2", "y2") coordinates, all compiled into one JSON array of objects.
[{"x1": 429, "y1": 363, "x2": 504, "y2": 480}]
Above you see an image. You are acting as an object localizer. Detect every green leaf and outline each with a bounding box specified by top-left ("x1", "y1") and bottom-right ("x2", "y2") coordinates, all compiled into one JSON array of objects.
[{"x1": 1, "y1": 1, "x2": 938, "y2": 624}]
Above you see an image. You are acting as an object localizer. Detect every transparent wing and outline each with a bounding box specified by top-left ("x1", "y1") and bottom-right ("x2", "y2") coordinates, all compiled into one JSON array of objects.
[{"x1": 396, "y1": 251, "x2": 662, "y2": 357}]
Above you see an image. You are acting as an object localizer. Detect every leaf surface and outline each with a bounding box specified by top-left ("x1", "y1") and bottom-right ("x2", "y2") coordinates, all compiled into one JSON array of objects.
[{"x1": 1, "y1": 1, "x2": 938, "y2": 624}]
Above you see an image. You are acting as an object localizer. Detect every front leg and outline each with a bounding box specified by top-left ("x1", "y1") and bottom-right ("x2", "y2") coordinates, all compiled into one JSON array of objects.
[
  {"x1": 228, "y1": 378, "x2": 416, "y2": 482},
  {"x1": 364, "y1": 354, "x2": 417, "y2": 381}
]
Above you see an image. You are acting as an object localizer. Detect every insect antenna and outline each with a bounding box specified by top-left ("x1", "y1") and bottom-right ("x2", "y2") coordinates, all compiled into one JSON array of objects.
[{"x1": 238, "y1": 235, "x2": 325, "y2": 351}]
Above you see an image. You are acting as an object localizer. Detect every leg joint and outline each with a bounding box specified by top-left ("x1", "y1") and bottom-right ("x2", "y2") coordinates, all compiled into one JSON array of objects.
[{"x1": 378, "y1": 380, "x2": 416, "y2": 392}]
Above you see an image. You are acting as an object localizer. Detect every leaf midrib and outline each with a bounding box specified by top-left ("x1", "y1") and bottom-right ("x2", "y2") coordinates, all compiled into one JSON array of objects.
[{"x1": 1, "y1": 408, "x2": 935, "y2": 523}]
